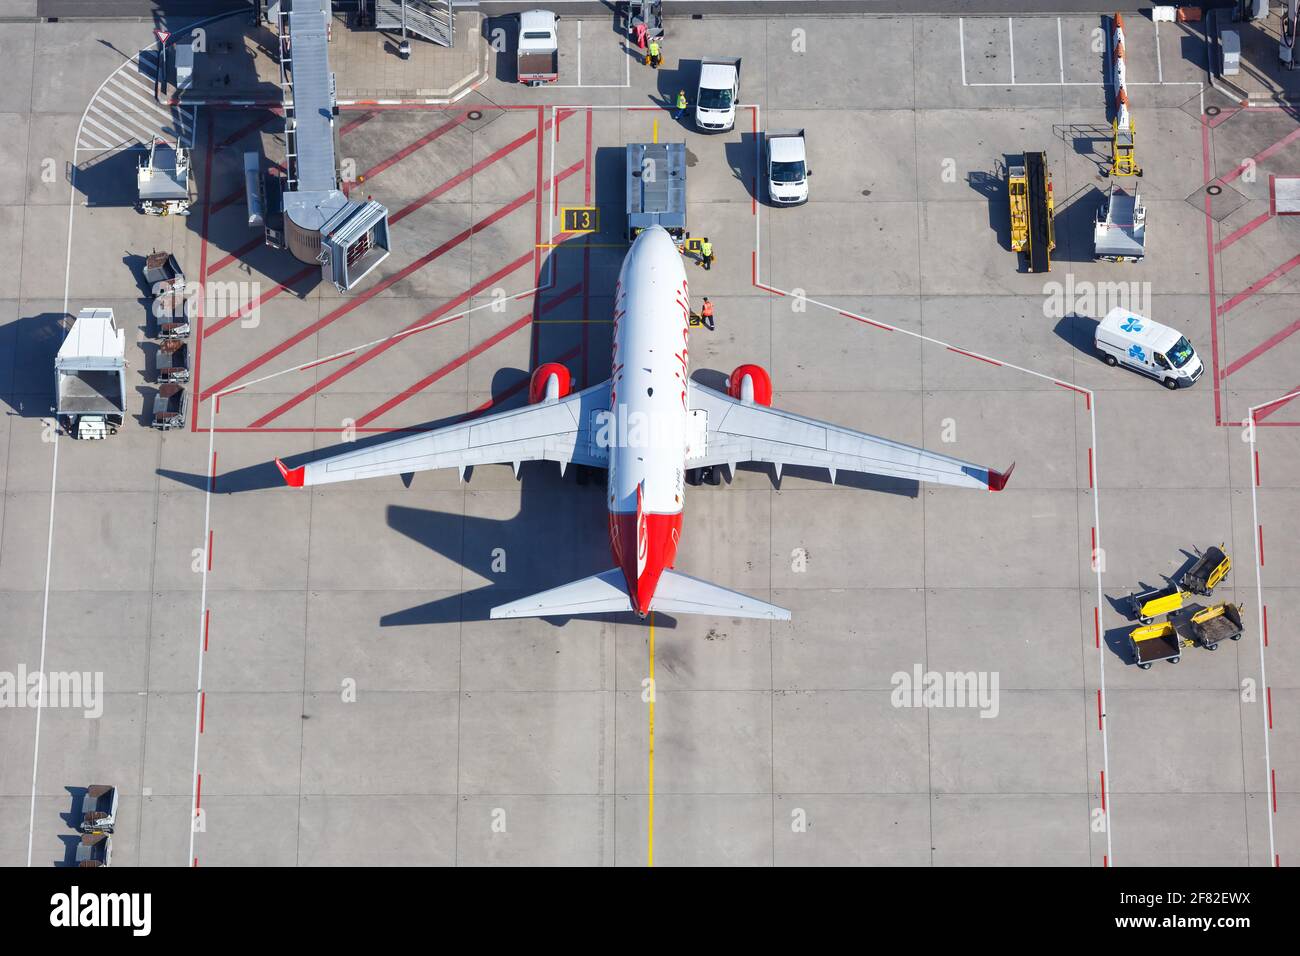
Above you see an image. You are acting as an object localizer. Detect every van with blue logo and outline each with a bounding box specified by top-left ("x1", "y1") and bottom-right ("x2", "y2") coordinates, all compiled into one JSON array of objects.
[{"x1": 1094, "y1": 307, "x2": 1203, "y2": 389}]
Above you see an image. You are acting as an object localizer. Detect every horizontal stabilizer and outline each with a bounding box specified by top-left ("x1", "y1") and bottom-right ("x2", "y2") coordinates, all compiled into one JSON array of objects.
[
  {"x1": 653, "y1": 570, "x2": 790, "y2": 620},
  {"x1": 490, "y1": 569, "x2": 632, "y2": 619}
]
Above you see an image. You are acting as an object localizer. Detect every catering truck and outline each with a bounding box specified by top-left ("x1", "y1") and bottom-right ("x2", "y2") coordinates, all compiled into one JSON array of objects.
[
  {"x1": 695, "y1": 56, "x2": 740, "y2": 131},
  {"x1": 517, "y1": 10, "x2": 560, "y2": 85},
  {"x1": 55, "y1": 308, "x2": 127, "y2": 439},
  {"x1": 1095, "y1": 306, "x2": 1203, "y2": 389}
]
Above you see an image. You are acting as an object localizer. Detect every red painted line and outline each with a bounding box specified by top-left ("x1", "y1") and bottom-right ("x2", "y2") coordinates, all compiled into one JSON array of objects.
[
  {"x1": 1263, "y1": 605, "x2": 1269, "y2": 646},
  {"x1": 1271, "y1": 174, "x2": 1278, "y2": 217},
  {"x1": 951, "y1": 348, "x2": 998, "y2": 366},
  {"x1": 199, "y1": 691, "x2": 206, "y2": 733},
  {"x1": 1253, "y1": 386, "x2": 1300, "y2": 422},
  {"x1": 1277, "y1": 854, "x2": 1281, "y2": 868},
  {"x1": 1203, "y1": 118, "x2": 1223, "y2": 426},
  {"x1": 356, "y1": 281, "x2": 583, "y2": 426},
  {"x1": 203, "y1": 266, "x2": 316, "y2": 339},
  {"x1": 338, "y1": 109, "x2": 377, "y2": 137},
  {"x1": 1103, "y1": 855, "x2": 1109, "y2": 868},
  {"x1": 1215, "y1": 210, "x2": 1272, "y2": 252},
  {"x1": 1054, "y1": 381, "x2": 1086, "y2": 398},
  {"x1": 210, "y1": 452, "x2": 217, "y2": 494},
  {"x1": 195, "y1": 774, "x2": 202, "y2": 811},
  {"x1": 1094, "y1": 606, "x2": 1100, "y2": 649},
  {"x1": 1088, "y1": 448, "x2": 1094, "y2": 488},
  {"x1": 1259, "y1": 525, "x2": 1265, "y2": 565},
  {"x1": 210, "y1": 191, "x2": 243, "y2": 215},
  {"x1": 1222, "y1": 316, "x2": 1300, "y2": 379},
  {"x1": 207, "y1": 530, "x2": 213, "y2": 570},
  {"x1": 201, "y1": 185, "x2": 541, "y2": 401},
  {"x1": 192, "y1": 857, "x2": 198, "y2": 868},
  {"x1": 1267, "y1": 686, "x2": 1273, "y2": 729},
  {"x1": 1218, "y1": 253, "x2": 1300, "y2": 315},
  {"x1": 532, "y1": 107, "x2": 545, "y2": 371},
  {"x1": 357, "y1": 112, "x2": 467, "y2": 184},
  {"x1": 215, "y1": 393, "x2": 221, "y2": 416},
  {"x1": 203, "y1": 608, "x2": 210, "y2": 652},
  {"x1": 751, "y1": 250, "x2": 756, "y2": 286},
  {"x1": 216, "y1": 112, "x2": 273, "y2": 150},
  {"x1": 206, "y1": 236, "x2": 264, "y2": 277},
  {"x1": 1255, "y1": 449, "x2": 1261, "y2": 486},
  {"x1": 840, "y1": 310, "x2": 891, "y2": 331},
  {"x1": 250, "y1": 250, "x2": 540, "y2": 427},
  {"x1": 1096, "y1": 689, "x2": 1103, "y2": 730},
  {"x1": 1272, "y1": 769, "x2": 1278, "y2": 813},
  {"x1": 1099, "y1": 770, "x2": 1106, "y2": 811},
  {"x1": 298, "y1": 352, "x2": 356, "y2": 372},
  {"x1": 1221, "y1": 125, "x2": 1300, "y2": 184},
  {"x1": 1091, "y1": 527, "x2": 1097, "y2": 556},
  {"x1": 191, "y1": 110, "x2": 214, "y2": 431}
]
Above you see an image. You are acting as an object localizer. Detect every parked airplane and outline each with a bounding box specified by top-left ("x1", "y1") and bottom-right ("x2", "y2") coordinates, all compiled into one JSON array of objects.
[{"x1": 275, "y1": 226, "x2": 1013, "y2": 621}]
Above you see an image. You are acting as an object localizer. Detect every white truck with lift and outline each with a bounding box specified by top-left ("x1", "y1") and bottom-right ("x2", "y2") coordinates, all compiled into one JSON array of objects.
[{"x1": 55, "y1": 308, "x2": 127, "y2": 440}]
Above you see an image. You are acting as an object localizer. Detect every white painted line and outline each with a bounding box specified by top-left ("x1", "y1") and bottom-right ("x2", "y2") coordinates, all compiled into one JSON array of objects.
[
  {"x1": 106, "y1": 77, "x2": 178, "y2": 123},
  {"x1": 958, "y1": 18, "x2": 967, "y2": 87},
  {"x1": 1057, "y1": 17, "x2": 1065, "y2": 85},
  {"x1": 547, "y1": 105, "x2": 557, "y2": 285},
  {"x1": 188, "y1": 398, "x2": 216, "y2": 866},
  {"x1": 24, "y1": 435, "x2": 59, "y2": 867},
  {"x1": 85, "y1": 106, "x2": 139, "y2": 142},
  {"x1": 1247, "y1": 393, "x2": 1293, "y2": 867},
  {"x1": 1008, "y1": 17, "x2": 1015, "y2": 85},
  {"x1": 577, "y1": 19, "x2": 582, "y2": 86},
  {"x1": 79, "y1": 115, "x2": 124, "y2": 149},
  {"x1": 1155, "y1": 19, "x2": 1163, "y2": 84},
  {"x1": 1090, "y1": 398, "x2": 1113, "y2": 866}
]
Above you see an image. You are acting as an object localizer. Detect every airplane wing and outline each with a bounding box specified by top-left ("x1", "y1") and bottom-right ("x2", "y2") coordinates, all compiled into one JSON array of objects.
[
  {"x1": 276, "y1": 381, "x2": 610, "y2": 487},
  {"x1": 686, "y1": 380, "x2": 1013, "y2": 491}
]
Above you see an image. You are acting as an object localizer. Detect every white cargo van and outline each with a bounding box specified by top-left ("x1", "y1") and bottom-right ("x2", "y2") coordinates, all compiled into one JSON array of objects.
[
  {"x1": 1095, "y1": 307, "x2": 1203, "y2": 389},
  {"x1": 695, "y1": 57, "x2": 739, "y2": 131}
]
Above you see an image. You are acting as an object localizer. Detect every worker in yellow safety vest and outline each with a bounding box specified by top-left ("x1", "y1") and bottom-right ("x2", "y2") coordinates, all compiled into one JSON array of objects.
[
  {"x1": 674, "y1": 89, "x2": 688, "y2": 121},
  {"x1": 648, "y1": 39, "x2": 661, "y2": 69},
  {"x1": 699, "y1": 237, "x2": 714, "y2": 271}
]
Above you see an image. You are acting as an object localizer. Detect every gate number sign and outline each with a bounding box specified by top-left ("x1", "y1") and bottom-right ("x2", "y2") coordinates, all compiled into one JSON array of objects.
[{"x1": 562, "y1": 207, "x2": 599, "y2": 234}]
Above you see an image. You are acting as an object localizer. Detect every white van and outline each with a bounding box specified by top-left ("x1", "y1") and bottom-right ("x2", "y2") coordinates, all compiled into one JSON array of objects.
[
  {"x1": 695, "y1": 57, "x2": 740, "y2": 132},
  {"x1": 1095, "y1": 307, "x2": 1203, "y2": 389}
]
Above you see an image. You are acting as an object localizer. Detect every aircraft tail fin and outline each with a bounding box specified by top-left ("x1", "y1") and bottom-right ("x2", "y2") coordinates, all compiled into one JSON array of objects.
[{"x1": 489, "y1": 568, "x2": 790, "y2": 621}]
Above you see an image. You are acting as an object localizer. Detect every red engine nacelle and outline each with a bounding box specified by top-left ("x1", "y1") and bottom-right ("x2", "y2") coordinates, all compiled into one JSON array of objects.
[
  {"x1": 529, "y1": 363, "x2": 572, "y2": 404},
  {"x1": 726, "y1": 364, "x2": 773, "y2": 406}
]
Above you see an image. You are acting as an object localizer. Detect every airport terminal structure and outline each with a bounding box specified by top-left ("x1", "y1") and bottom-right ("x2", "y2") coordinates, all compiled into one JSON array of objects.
[{"x1": 0, "y1": 0, "x2": 1298, "y2": 869}]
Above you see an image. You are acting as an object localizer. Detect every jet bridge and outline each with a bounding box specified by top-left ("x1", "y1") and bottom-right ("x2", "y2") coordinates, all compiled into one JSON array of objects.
[{"x1": 274, "y1": 0, "x2": 390, "y2": 292}]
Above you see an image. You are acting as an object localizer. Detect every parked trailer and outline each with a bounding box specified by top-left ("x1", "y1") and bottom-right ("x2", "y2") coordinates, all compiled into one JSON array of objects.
[
  {"x1": 1128, "y1": 582, "x2": 1187, "y2": 624},
  {"x1": 79, "y1": 785, "x2": 119, "y2": 834},
  {"x1": 56, "y1": 308, "x2": 126, "y2": 440},
  {"x1": 627, "y1": 142, "x2": 687, "y2": 245},
  {"x1": 157, "y1": 340, "x2": 189, "y2": 384},
  {"x1": 152, "y1": 384, "x2": 188, "y2": 430},
  {"x1": 144, "y1": 251, "x2": 187, "y2": 323},
  {"x1": 1094, "y1": 182, "x2": 1145, "y2": 262},
  {"x1": 1128, "y1": 602, "x2": 1244, "y2": 668},
  {"x1": 1128, "y1": 620, "x2": 1182, "y2": 668},
  {"x1": 1183, "y1": 545, "x2": 1231, "y2": 596}
]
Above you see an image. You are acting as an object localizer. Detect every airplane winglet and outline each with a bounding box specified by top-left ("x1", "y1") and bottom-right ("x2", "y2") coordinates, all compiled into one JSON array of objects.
[
  {"x1": 987, "y1": 461, "x2": 1016, "y2": 492},
  {"x1": 274, "y1": 457, "x2": 306, "y2": 488}
]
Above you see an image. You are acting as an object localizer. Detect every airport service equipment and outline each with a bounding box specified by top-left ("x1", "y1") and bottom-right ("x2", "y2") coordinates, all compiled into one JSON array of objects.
[
  {"x1": 517, "y1": 10, "x2": 560, "y2": 85},
  {"x1": 137, "y1": 139, "x2": 192, "y2": 216},
  {"x1": 1128, "y1": 603, "x2": 1244, "y2": 668},
  {"x1": 79, "y1": 786, "x2": 119, "y2": 834},
  {"x1": 1128, "y1": 583, "x2": 1189, "y2": 624},
  {"x1": 1183, "y1": 545, "x2": 1231, "y2": 596},
  {"x1": 144, "y1": 251, "x2": 187, "y2": 323},
  {"x1": 1094, "y1": 183, "x2": 1146, "y2": 262},
  {"x1": 55, "y1": 309, "x2": 126, "y2": 440},
  {"x1": 75, "y1": 832, "x2": 112, "y2": 867},
  {"x1": 157, "y1": 340, "x2": 189, "y2": 384},
  {"x1": 626, "y1": 0, "x2": 664, "y2": 46},
  {"x1": 626, "y1": 142, "x2": 687, "y2": 244},
  {"x1": 1095, "y1": 307, "x2": 1202, "y2": 389},
  {"x1": 1007, "y1": 152, "x2": 1055, "y2": 272},
  {"x1": 766, "y1": 129, "x2": 810, "y2": 205},
  {"x1": 151, "y1": 383, "x2": 188, "y2": 431},
  {"x1": 696, "y1": 57, "x2": 740, "y2": 131}
]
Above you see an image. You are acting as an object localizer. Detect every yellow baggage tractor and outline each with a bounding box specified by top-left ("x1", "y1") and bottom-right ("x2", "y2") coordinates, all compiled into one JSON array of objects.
[
  {"x1": 1128, "y1": 620, "x2": 1181, "y2": 669},
  {"x1": 1127, "y1": 582, "x2": 1187, "y2": 624},
  {"x1": 1182, "y1": 545, "x2": 1231, "y2": 596}
]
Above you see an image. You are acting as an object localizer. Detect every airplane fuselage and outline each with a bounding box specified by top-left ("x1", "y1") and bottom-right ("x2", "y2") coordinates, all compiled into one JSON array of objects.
[{"x1": 605, "y1": 227, "x2": 691, "y2": 617}]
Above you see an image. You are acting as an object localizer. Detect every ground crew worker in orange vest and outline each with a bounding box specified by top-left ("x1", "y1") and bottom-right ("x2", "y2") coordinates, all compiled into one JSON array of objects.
[{"x1": 700, "y1": 297, "x2": 715, "y2": 331}]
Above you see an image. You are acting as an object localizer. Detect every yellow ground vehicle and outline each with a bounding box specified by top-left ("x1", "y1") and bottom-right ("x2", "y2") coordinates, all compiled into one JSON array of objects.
[
  {"x1": 1183, "y1": 545, "x2": 1231, "y2": 596},
  {"x1": 1128, "y1": 603, "x2": 1244, "y2": 669},
  {"x1": 1128, "y1": 583, "x2": 1188, "y2": 624},
  {"x1": 1007, "y1": 151, "x2": 1055, "y2": 272}
]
